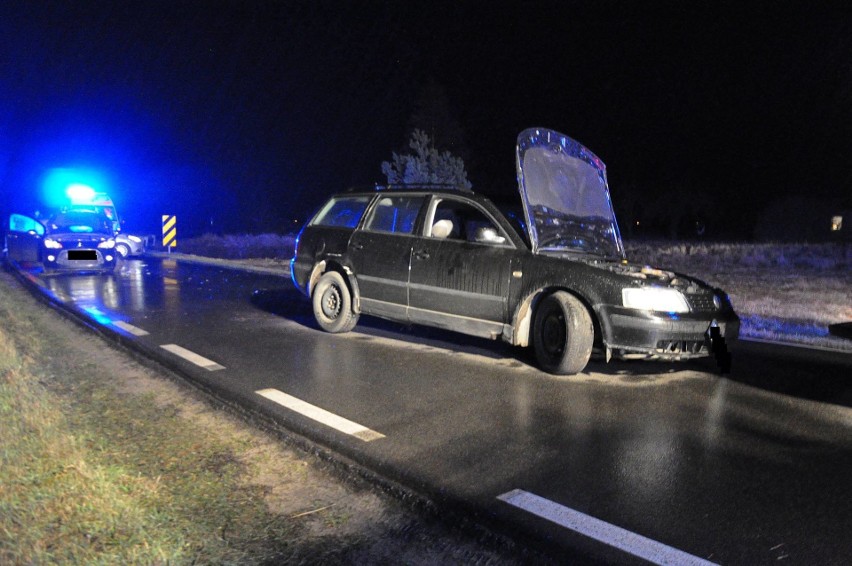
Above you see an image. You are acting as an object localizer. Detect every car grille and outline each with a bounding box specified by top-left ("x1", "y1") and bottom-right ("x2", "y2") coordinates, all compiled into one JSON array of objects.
[
  {"x1": 685, "y1": 292, "x2": 716, "y2": 312},
  {"x1": 656, "y1": 340, "x2": 707, "y2": 355}
]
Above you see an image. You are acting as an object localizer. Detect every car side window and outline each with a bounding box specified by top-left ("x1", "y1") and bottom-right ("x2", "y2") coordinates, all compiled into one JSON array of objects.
[
  {"x1": 311, "y1": 196, "x2": 371, "y2": 228},
  {"x1": 429, "y1": 199, "x2": 509, "y2": 245},
  {"x1": 363, "y1": 196, "x2": 424, "y2": 234}
]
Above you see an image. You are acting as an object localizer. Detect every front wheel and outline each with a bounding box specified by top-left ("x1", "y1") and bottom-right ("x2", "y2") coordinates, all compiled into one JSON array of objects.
[
  {"x1": 532, "y1": 291, "x2": 594, "y2": 375},
  {"x1": 115, "y1": 243, "x2": 131, "y2": 258},
  {"x1": 312, "y1": 271, "x2": 359, "y2": 333}
]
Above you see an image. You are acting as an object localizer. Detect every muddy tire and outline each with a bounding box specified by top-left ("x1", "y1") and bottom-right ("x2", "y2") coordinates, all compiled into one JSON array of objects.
[
  {"x1": 533, "y1": 291, "x2": 594, "y2": 375},
  {"x1": 312, "y1": 271, "x2": 359, "y2": 333}
]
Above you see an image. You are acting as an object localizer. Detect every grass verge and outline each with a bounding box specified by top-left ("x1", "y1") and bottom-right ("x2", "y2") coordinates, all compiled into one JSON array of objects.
[
  {"x1": 179, "y1": 233, "x2": 296, "y2": 260},
  {"x1": 0, "y1": 282, "x2": 299, "y2": 563}
]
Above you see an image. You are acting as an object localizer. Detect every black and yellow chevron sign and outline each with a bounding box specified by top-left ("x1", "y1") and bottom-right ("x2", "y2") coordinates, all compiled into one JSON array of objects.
[{"x1": 162, "y1": 215, "x2": 177, "y2": 248}]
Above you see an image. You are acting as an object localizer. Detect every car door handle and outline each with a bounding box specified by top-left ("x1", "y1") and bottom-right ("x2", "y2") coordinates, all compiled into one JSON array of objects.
[
  {"x1": 352, "y1": 243, "x2": 364, "y2": 250},
  {"x1": 413, "y1": 250, "x2": 430, "y2": 260}
]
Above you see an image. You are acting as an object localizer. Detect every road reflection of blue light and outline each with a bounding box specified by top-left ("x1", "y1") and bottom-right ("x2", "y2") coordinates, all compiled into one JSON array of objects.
[
  {"x1": 124, "y1": 261, "x2": 148, "y2": 311},
  {"x1": 39, "y1": 285, "x2": 63, "y2": 302},
  {"x1": 82, "y1": 305, "x2": 114, "y2": 325},
  {"x1": 39, "y1": 272, "x2": 131, "y2": 329}
]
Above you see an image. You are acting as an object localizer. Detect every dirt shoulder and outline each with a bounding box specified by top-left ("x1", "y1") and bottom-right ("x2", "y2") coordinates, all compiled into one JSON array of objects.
[{"x1": 0, "y1": 268, "x2": 534, "y2": 564}]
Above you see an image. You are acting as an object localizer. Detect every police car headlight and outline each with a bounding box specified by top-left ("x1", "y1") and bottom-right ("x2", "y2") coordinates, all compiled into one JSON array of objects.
[
  {"x1": 44, "y1": 238, "x2": 63, "y2": 249},
  {"x1": 98, "y1": 240, "x2": 116, "y2": 249},
  {"x1": 622, "y1": 287, "x2": 690, "y2": 313}
]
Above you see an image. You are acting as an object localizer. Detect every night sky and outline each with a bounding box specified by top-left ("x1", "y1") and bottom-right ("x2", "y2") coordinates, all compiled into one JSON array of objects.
[{"x1": 2, "y1": 1, "x2": 850, "y2": 238}]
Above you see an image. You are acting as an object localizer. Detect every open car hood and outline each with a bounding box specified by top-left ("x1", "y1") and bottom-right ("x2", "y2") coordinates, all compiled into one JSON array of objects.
[{"x1": 516, "y1": 128, "x2": 624, "y2": 259}]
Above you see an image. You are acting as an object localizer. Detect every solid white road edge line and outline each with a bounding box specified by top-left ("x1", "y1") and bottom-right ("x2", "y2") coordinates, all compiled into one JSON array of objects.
[
  {"x1": 112, "y1": 320, "x2": 150, "y2": 336},
  {"x1": 255, "y1": 388, "x2": 385, "y2": 442},
  {"x1": 160, "y1": 344, "x2": 225, "y2": 371},
  {"x1": 497, "y1": 489, "x2": 719, "y2": 566}
]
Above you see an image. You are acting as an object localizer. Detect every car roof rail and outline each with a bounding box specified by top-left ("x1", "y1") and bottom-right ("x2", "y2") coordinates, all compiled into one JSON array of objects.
[
  {"x1": 343, "y1": 183, "x2": 467, "y2": 193},
  {"x1": 381, "y1": 183, "x2": 463, "y2": 191}
]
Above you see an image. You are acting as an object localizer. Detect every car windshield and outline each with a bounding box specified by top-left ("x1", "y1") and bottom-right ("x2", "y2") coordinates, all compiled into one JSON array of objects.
[
  {"x1": 516, "y1": 128, "x2": 624, "y2": 259},
  {"x1": 47, "y1": 211, "x2": 113, "y2": 235}
]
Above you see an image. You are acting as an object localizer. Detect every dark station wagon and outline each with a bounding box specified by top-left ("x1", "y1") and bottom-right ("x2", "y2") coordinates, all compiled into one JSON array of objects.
[{"x1": 292, "y1": 128, "x2": 739, "y2": 374}]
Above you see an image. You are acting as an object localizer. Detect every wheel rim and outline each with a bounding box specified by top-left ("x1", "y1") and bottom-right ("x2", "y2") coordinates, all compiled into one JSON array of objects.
[
  {"x1": 541, "y1": 311, "x2": 566, "y2": 357},
  {"x1": 320, "y1": 285, "x2": 342, "y2": 320}
]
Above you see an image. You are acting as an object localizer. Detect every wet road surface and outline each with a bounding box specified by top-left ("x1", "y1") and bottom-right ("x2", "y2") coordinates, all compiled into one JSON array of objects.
[{"x1": 16, "y1": 257, "x2": 852, "y2": 565}]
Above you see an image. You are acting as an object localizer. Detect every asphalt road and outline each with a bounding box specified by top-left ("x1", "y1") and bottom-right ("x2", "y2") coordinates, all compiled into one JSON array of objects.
[{"x1": 13, "y1": 257, "x2": 852, "y2": 565}]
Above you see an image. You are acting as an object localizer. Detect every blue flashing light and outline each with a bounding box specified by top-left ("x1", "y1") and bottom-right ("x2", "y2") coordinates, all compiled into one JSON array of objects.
[
  {"x1": 42, "y1": 167, "x2": 111, "y2": 208},
  {"x1": 66, "y1": 183, "x2": 96, "y2": 203},
  {"x1": 668, "y1": 312, "x2": 680, "y2": 320}
]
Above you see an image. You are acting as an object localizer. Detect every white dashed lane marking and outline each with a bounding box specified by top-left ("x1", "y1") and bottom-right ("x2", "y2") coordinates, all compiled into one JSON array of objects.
[
  {"x1": 497, "y1": 489, "x2": 719, "y2": 566},
  {"x1": 160, "y1": 344, "x2": 226, "y2": 371},
  {"x1": 255, "y1": 388, "x2": 385, "y2": 442},
  {"x1": 112, "y1": 320, "x2": 150, "y2": 336}
]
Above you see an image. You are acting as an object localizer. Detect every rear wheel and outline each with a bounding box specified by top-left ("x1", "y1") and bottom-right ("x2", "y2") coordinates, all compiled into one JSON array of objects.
[
  {"x1": 533, "y1": 291, "x2": 594, "y2": 375},
  {"x1": 312, "y1": 271, "x2": 359, "y2": 333}
]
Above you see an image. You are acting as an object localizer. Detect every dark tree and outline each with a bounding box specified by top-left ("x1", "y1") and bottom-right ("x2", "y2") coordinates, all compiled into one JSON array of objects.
[
  {"x1": 406, "y1": 78, "x2": 470, "y2": 164},
  {"x1": 381, "y1": 129, "x2": 472, "y2": 190}
]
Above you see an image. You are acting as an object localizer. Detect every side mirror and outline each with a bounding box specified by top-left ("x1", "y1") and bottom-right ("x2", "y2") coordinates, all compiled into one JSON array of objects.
[{"x1": 474, "y1": 226, "x2": 506, "y2": 245}]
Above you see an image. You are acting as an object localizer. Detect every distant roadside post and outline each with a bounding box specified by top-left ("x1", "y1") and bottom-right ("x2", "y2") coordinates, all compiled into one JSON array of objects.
[{"x1": 162, "y1": 215, "x2": 177, "y2": 252}]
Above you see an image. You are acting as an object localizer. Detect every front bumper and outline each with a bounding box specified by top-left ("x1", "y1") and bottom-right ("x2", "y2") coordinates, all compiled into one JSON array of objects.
[
  {"x1": 43, "y1": 249, "x2": 117, "y2": 272},
  {"x1": 597, "y1": 305, "x2": 740, "y2": 359}
]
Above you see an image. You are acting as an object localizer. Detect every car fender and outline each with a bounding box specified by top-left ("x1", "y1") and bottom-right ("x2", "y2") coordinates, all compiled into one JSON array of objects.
[
  {"x1": 511, "y1": 286, "x2": 598, "y2": 348},
  {"x1": 307, "y1": 260, "x2": 327, "y2": 296},
  {"x1": 308, "y1": 260, "x2": 361, "y2": 314},
  {"x1": 512, "y1": 287, "x2": 561, "y2": 347},
  {"x1": 341, "y1": 265, "x2": 361, "y2": 313}
]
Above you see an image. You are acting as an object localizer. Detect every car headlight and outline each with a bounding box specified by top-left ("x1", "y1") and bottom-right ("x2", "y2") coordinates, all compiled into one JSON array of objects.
[
  {"x1": 128, "y1": 235, "x2": 142, "y2": 243},
  {"x1": 622, "y1": 287, "x2": 690, "y2": 313},
  {"x1": 44, "y1": 238, "x2": 63, "y2": 249},
  {"x1": 98, "y1": 240, "x2": 116, "y2": 249}
]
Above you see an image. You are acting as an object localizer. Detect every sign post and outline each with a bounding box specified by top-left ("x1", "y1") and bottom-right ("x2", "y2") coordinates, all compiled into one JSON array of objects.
[{"x1": 162, "y1": 215, "x2": 177, "y2": 252}]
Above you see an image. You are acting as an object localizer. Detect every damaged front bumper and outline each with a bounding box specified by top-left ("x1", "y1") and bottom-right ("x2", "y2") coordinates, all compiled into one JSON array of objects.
[{"x1": 597, "y1": 305, "x2": 740, "y2": 360}]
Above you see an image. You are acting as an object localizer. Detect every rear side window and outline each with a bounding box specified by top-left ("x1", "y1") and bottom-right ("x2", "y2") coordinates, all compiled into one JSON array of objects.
[
  {"x1": 311, "y1": 196, "x2": 371, "y2": 228},
  {"x1": 363, "y1": 196, "x2": 424, "y2": 234}
]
